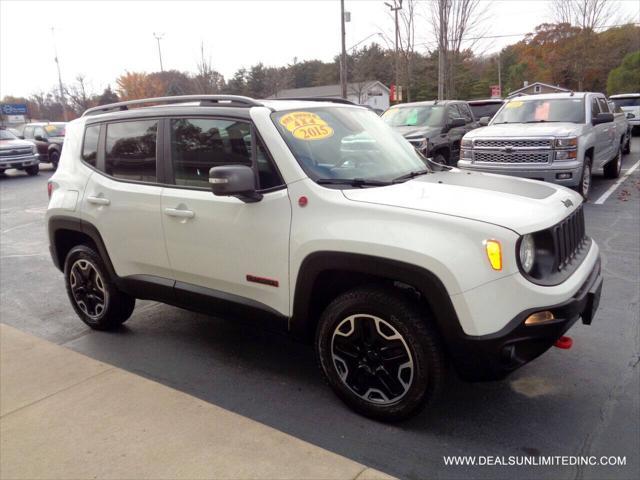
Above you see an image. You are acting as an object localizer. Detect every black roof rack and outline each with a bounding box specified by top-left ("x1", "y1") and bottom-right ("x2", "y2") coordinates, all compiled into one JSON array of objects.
[
  {"x1": 273, "y1": 97, "x2": 358, "y2": 105},
  {"x1": 82, "y1": 95, "x2": 264, "y2": 117}
]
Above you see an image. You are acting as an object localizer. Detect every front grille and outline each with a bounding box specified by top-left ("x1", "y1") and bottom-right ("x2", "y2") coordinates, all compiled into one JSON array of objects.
[
  {"x1": 474, "y1": 151, "x2": 550, "y2": 164},
  {"x1": 0, "y1": 147, "x2": 32, "y2": 157},
  {"x1": 474, "y1": 139, "x2": 552, "y2": 148},
  {"x1": 553, "y1": 206, "x2": 587, "y2": 271}
]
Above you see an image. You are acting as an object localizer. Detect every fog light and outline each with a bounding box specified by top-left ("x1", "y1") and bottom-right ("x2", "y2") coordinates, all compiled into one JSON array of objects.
[
  {"x1": 524, "y1": 310, "x2": 555, "y2": 325},
  {"x1": 556, "y1": 172, "x2": 572, "y2": 180}
]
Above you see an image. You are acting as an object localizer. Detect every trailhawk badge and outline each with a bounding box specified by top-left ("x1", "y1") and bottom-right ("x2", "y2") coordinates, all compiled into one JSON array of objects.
[{"x1": 561, "y1": 199, "x2": 574, "y2": 208}]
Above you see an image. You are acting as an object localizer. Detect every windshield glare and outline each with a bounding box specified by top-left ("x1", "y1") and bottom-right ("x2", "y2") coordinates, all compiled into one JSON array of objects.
[
  {"x1": 272, "y1": 107, "x2": 429, "y2": 183},
  {"x1": 381, "y1": 105, "x2": 445, "y2": 128},
  {"x1": 0, "y1": 130, "x2": 17, "y2": 140},
  {"x1": 492, "y1": 98, "x2": 585, "y2": 124}
]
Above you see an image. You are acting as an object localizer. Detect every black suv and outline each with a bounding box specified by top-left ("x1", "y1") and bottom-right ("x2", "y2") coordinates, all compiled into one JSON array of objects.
[
  {"x1": 382, "y1": 100, "x2": 479, "y2": 165},
  {"x1": 21, "y1": 122, "x2": 66, "y2": 169}
]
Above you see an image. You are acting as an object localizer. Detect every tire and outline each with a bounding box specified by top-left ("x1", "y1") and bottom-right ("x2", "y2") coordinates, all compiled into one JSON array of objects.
[
  {"x1": 623, "y1": 135, "x2": 631, "y2": 154},
  {"x1": 603, "y1": 145, "x2": 622, "y2": 179},
  {"x1": 25, "y1": 164, "x2": 39, "y2": 176},
  {"x1": 316, "y1": 286, "x2": 445, "y2": 422},
  {"x1": 432, "y1": 152, "x2": 448, "y2": 166},
  {"x1": 64, "y1": 245, "x2": 135, "y2": 330},
  {"x1": 49, "y1": 150, "x2": 60, "y2": 170},
  {"x1": 577, "y1": 157, "x2": 592, "y2": 200},
  {"x1": 0, "y1": 169, "x2": 5, "y2": 175}
]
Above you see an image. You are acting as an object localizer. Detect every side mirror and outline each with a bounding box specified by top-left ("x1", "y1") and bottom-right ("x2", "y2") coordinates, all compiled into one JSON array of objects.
[
  {"x1": 479, "y1": 116, "x2": 490, "y2": 126},
  {"x1": 209, "y1": 165, "x2": 262, "y2": 203},
  {"x1": 34, "y1": 135, "x2": 47, "y2": 142},
  {"x1": 626, "y1": 112, "x2": 636, "y2": 119},
  {"x1": 592, "y1": 112, "x2": 614, "y2": 125},
  {"x1": 18, "y1": 135, "x2": 25, "y2": 139},
  {"x1": 448, "y1": 117, "x2": 466, "y2": 129}
]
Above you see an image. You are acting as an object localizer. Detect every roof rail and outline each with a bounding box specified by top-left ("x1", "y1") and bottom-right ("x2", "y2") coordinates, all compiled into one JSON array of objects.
[
  {"x1": 273, "y1": 97, "x2": 358, "y2": 106},
  {"x1": 82, "y1": 95, "x2": 263, "y2": 117}
]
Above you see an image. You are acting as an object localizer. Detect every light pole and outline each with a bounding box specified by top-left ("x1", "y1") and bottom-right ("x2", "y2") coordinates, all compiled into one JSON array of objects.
[
  {"x1": 51, "y1": 27, "x2": 68, "y2": 121},
  {"x1": 153, "y1": 32, "x2": 165, "y2": 72},
  {"x1": 340, "y1": 1, "x2": 348, "y2": 99},
  {"x1": 385, "y1": 0, "x2": 402, "y2": 103}
]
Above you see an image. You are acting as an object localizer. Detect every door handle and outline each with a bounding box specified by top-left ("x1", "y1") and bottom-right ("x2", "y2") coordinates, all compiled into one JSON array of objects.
[
  {"x1": 164, "y1": 208, "x2": 195, "y2": 219},
  {"x1": 87, "y1": 196, "x2": 110, "y2": 206}
]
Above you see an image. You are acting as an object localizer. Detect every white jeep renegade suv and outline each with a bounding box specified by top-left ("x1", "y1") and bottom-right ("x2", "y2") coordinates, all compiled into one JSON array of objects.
[{"x1": 46, "y1": 95, "x2": 603, "y2": 421}]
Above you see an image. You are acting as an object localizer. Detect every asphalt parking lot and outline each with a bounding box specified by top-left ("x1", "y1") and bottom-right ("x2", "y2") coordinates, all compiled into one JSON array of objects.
[{"x1": 1, "y1": 142, "x2": 639, "y2": 480}]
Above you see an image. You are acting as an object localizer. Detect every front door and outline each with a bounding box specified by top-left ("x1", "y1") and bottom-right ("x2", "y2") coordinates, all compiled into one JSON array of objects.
[{"x1": 160, "y1": 117, "x2": 291, "y2": 316}]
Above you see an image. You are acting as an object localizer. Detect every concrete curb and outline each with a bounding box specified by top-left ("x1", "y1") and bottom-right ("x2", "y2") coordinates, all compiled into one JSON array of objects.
[{"x1": 0, "y1": 324, "x2": 395, "y2": 480}]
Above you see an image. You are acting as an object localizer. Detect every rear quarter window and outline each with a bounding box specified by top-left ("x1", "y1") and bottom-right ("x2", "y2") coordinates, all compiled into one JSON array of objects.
[{"x1": 82, "y1": 125, "x2": 100, "y2": 166}]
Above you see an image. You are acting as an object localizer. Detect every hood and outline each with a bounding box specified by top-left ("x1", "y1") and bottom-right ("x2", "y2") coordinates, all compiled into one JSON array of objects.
[
  {"x1": 392, "y1": 125, "x2": 441, "y2": 139},
  {"x1": 465, "y1": 122, "x2": 582, "y2": 139},
  {"x1": 0, "y1": 138, "x2": 34, "y2": 150},
  {"x1": 342, "y1": 169, "x2": 583, "y2": 234}
]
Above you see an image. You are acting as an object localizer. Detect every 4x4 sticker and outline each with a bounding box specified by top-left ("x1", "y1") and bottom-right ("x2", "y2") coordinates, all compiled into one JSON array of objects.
[{"x1": 279, "y1": 111, "x2": 334, "y2": 141}]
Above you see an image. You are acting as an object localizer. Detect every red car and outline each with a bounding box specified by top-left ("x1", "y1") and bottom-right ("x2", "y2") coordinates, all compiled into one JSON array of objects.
[{"x1": 21, "y1": 122, "x2": 66, "y2": 169}]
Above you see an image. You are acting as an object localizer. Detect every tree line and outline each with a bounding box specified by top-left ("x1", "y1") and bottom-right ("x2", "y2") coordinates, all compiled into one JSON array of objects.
[{"x1": 2, "y1": 20, "x2": 638, "y2": 122}]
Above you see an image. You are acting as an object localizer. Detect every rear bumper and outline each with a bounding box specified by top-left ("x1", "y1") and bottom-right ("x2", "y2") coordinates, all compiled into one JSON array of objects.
[
  {"x1": 458, "y1": 159, "x2": 582, "y2": 187},
  {"x1": 450, "y1": 257, "x2": 602, "y2": 381},
  {"x1": 0, "y1": 155, "x2": 39, "y2": 169}
]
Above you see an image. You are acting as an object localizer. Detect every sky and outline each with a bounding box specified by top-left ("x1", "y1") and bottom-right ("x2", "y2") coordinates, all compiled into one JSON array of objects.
[{"x1": 1, "y1": 0, "x2": 639, "y2": 98}]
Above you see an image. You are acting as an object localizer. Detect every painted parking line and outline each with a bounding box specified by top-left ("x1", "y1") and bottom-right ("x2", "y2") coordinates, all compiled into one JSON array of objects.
[{"x1": 593, "y1": 159, "x2": 640, "y2": 205}]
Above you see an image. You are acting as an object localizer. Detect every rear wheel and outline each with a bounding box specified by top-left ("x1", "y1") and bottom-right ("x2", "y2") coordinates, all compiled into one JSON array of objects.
[
  {"x1": 25, "y1": 164, "x2": 39, "y2": 176},
  {"x1": 622, "y1": 134, "x2": 631, "y2": 154},
  {"x1": 64, "y1": 245, "x2": 135, "y2": 330},
  {"x1": 316, "y1": 286, "x2": 445, "y2": 421},
  {"x1": 49, "y1": 150, "x2": 60, "y2": 170},
  {"x1": 432, "y1": 152, "x2": 448, "y2": 166},
  {"x1": 603, "y1": 145, "x2": 622, "y2": 179}
]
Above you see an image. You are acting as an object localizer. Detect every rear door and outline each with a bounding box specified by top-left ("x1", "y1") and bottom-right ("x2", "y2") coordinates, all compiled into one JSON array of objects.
[
  {"x1": 446, "y1": 104, "x2": 466, "y2": 162},
  {"x1": 590, "y1": 97, "x2": 610, "y2": 168},
  {"x1": 596, "y1": 96, "x2": 615, "y2": 167},
  {"x1": 81, "y1": 119, "x2": 172, "y2": 280},
  {"x1": 160, "y1": 116, "x2": 291, "y2": 316}
]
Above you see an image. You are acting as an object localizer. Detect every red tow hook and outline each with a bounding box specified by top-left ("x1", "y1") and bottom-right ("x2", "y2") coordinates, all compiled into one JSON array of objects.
[{"x1": 554, "y1": 336, "x2": 573, "y2": 349}]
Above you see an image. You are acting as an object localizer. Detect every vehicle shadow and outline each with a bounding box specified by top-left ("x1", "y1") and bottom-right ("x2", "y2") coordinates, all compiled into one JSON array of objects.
[{"x1": 65, "y1": 302, "x2": 594, "y2": 479}]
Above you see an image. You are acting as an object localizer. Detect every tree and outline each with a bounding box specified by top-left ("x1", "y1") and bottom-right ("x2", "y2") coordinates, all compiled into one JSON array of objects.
[
  {"x1": 116, "y1": 72, "x2": 164, "y2": 100},
  {"x1": 607, "y1": 50, "x2": 640, "y2": 94},
  {"x1": 66, "y1": 75, "x2": 94, "y2": 115},
  {"x1": 192, "y1": 43, "x2": 225, "y2": 94},
  {"x1": 97, "y1": 86, "x2": 119, "y2": 105}
]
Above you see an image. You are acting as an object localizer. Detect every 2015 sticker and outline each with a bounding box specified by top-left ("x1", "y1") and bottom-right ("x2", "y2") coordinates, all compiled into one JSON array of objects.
[
  {"x1": 506, "y1": 101, "x2": 524, "y2": 108},
  {"x1": 279, "y1": 111, "x2": 334, "y2": 140}
]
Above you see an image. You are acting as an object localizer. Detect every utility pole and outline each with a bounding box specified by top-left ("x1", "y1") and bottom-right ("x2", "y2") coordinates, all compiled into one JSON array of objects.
[
  {"x1": 153, "y1": 32, "x2": 165, "y2": 72},
  {"x1": 497, "y1": 52, "x2": 502, "y2": 97},
  {"x1": 385, "y1": 1, "x2": 402, "y2": 103},
  {"x1": 51, "y1": 27, "x2": 68, "y2": 121},
  {"x1": 340, "y1": 1, "x2": 347, "y2": 99}
]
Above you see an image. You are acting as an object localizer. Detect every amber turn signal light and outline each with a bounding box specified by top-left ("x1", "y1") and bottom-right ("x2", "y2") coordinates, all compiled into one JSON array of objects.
[{"x1": 484, "y1": 240, "x2": 502, "y2": 271}]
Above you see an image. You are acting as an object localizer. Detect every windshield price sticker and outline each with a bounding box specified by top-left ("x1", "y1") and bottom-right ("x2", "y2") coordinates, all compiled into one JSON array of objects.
[
  {"x1": 506, "y1": 101, "x2": 523, "y2": 108},
  {"x1": 280, "y1": 112, "x2": 334, "y2": 141}
]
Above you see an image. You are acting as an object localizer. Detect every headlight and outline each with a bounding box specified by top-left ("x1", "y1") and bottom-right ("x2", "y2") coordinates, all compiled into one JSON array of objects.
[
  {"x1": 519, "y1": 234, "x2": 536, "y2": 273},
  {"x1": 461, "y1": 138, "x2": 473, "y2": 148},
  {"x1": 555, "y1": 150, "x2": 577, "y2": 160},
  {"x1": 31, "y1": 144, "x2": 37, "y2": 154},
  {"x1": 555, "y1": 137, "x2": 578, "y2": 148},
  {"x1": 461, "y1": 148, "x2": 473, "y2": 159}
]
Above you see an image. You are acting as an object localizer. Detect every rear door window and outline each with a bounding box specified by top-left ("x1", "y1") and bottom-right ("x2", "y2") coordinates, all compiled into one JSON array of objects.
[{"x1": 105, "y1": 120, "x2": 158, "y2": 182}]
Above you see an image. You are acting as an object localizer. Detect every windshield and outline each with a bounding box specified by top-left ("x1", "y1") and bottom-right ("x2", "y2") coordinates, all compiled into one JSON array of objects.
[
  {"x1": 381, "y1": 105, "x2": 445, "y2": 128},
  {"x1": 470, "y1": 103, "x2": 503, "y2": 120},
  {"x1": 271, "y1": 107, "x2": 429, "y2": 184},
  {"x1": 43, "y1": 124, "x2": 66, "y2": 137},
  {"x1": 492, "y1": 98, "x2": 585, "y2": 124},
  {"x1": 612, "y1": 97, "x2": 640, "y2": 108},
  {"x1": 0, "y1": 130, "x2": 17, "y2": 140}
]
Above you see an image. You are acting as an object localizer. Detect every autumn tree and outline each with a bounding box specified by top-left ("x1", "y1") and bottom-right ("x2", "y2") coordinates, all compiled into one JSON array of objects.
[{"x1": 116, "y1": 72, "x2": 164, "y2": 100}]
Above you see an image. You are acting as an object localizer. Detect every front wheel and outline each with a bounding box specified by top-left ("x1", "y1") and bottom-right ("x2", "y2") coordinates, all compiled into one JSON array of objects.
[
  {"x1": 316, "y1": 286, "x2": 445, "y2": 421},
  {"x1": 64, "y1": 245, "x2": 135, "y2": 330},
  {"x1": 623, "y1": 135, "x2": 631, "y2": 154},
  {"x1": 49, "y1": 150, "x2": 60, "y2": 170},
  {"x1": 25, "y1": 164, "x2": 39, "y2": 176},
  {"x1": 577, "y1": 159, "x2": 592, "y2": 200}
]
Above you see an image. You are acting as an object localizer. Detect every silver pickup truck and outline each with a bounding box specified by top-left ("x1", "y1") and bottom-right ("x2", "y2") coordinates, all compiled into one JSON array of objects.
[{"x1": 458, "y1": 92, "x2": 624, "y2": 199}]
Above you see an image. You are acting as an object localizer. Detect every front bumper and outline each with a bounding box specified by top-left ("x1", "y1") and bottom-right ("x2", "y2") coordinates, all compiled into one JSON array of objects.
[
  {"x1": 450, "y1": 257, "x2": 602, "y2": 381},
  {"x1": 458, "y1": 158, "x2": 583, "y2": 187},
  {"x1": 0, "y1": 154, "x2": 39, "y2": 169}
]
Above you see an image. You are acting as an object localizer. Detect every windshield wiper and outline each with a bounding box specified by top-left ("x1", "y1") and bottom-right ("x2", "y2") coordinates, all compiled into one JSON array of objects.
[
  {"x1": 392, "y1": 169, "x2": 430, "y2": 183},
  {"x1": 316, "y1": 178, "x2": 392, "y2": 187}
]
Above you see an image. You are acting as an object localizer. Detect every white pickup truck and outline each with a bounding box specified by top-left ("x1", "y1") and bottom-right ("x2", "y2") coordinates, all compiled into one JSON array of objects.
[{"x1": 459, "y1": 92, "x2": 623, "y2": 199}]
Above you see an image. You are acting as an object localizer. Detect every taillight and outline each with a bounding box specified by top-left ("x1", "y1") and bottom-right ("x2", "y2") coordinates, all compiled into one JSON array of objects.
[{"x1": 47, "y1": 181, "x2": 56, "y2": 199}]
